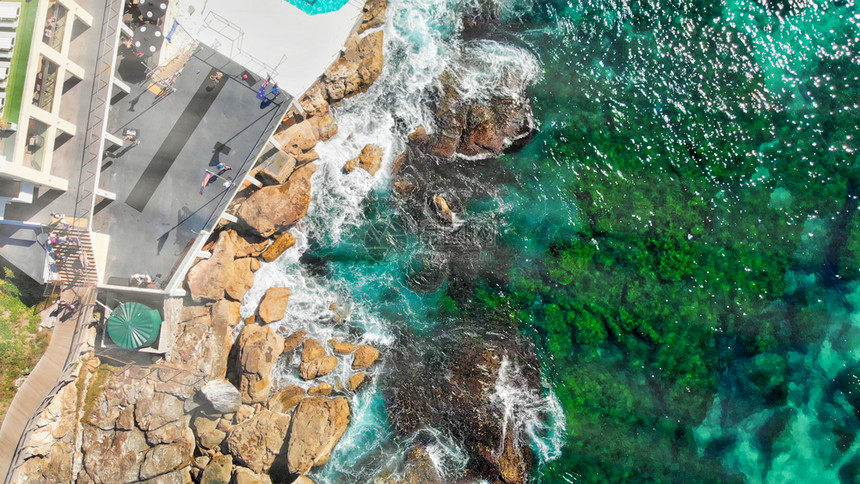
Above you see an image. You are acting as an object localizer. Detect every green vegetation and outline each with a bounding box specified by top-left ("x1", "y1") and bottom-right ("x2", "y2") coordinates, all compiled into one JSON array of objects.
[
  {"x1": 3, "y1": 0, "x2": 39, "y2": 123},
  {"x1": 0, "y1": 263, "x2": 48, "y2": 426},
  {"x1": 443, "y1": 0, "x2": 859, "y2": 481}
]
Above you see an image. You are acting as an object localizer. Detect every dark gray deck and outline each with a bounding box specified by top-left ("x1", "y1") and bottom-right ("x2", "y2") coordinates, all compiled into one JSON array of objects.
[{"x1": 95, "y1": 45, "x2": 290, "y2": 287}]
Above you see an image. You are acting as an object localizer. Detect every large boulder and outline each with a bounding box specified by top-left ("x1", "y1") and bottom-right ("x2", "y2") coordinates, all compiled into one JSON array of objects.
[
  {"x1": 134, "y1": 391, "x2": 184, "y2": 432},
  {"x1": 358, "y1": 0, "x2": 386, "y2": 33},
  {"x1": 200, "y1": 453, "x2": 233, "y2": 484},
  {"x1": 237, "y1": 324, "x2": 285, "y2": 404},
  {"x1": 286, "y1": 398, "x2": 351, "y2": 475},
  {"x1": 298, "y1": 83, "x2": 330, "y2": 118},
  {"x1": 300, "y1": 356, "x2": 338, "y2": 380},
  {"x1": 200, "y1": 379, "x2": 242, "y2": 414},
  {"x1": 429, "y1": 70, "x2": 534, "y2": 159},
  {"x1": 80, "y1": 427, "x2": 150, "y2": 483},
  {"x1": 322, "y1": 31, "x2": 384, "y2": 103},
  {"x1": 344, "y1": 144, "x2": 383, "y2": 175},
  {"x1": 226, "y1": 258, "x2": 257, "y2": 301},
  {"x1": 274, "y1": 120, "x2": 318, "y2": 157},
  {"x1": 352, "y1": 345, "x2": 380, "y2": 369},
  {"x1": 186, "y1": 231, "x2": 240, "y2": 302},
  {"x1": 258, "y1": 287, "x2": 291, "y2": 324},
  {"x1": 237, "y1": 163, "x2": 317, "y2": 237},
  {"x1": 233, "y1": 466, "x2": 274, "y2": 484},
  {"x1": 301, "y1": 338, "x2": 327, "y2": 362},
  {"x1": 308, "y1": 112, "x2": 338, "y2": 142},
  {"x1": 226, "y1": 409, "x2": 291, "y2": 474},
  {"x1": 193, "y1": 415, "x2": 227, "y2": 450},
  {"x1": 385, "y1": 332, "x2": 539, "y2": 483},
  {"x1": 261, "y1": 232, "x2": 297, "y2": 263},
  {"x1": 211, "y1": 299, "x2": 241, "y2": 328},
  {"x1": 139, "y1": 430, "x2": 194, "y2": 480},
  {"x1": 269, "y1": 385, "x2": 306, "y2": 414}
]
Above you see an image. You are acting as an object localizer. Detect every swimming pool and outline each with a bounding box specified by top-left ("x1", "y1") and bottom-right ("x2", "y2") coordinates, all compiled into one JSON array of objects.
[{"x1": 285, "y1": 0, "x2": 349, "y2": 15}]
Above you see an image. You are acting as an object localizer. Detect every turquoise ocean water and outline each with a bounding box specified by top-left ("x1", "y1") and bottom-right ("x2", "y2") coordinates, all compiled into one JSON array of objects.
[{"x1": 245, "y1": 0, "x2": 860, "y2": 481}]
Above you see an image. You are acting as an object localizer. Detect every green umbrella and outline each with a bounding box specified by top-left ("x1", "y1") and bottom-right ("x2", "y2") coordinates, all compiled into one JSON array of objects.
[{"x1": 107, "y1": 302, "x2": 162, "y2": 349}]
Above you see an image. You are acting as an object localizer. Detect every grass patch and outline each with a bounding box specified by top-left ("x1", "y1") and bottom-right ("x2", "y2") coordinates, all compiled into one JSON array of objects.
[
  {"x1": 3, "y1": 0, "x2": 40, "y2": 123},
  {"x1": 0, "y1": 261, "x2": 49, "y2": 426},
  {"x1": 80, "y1": 362, "x2": 118, "y2": 425}
]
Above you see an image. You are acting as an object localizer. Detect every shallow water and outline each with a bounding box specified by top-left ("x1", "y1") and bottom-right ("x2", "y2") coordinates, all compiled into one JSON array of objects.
[{"x1": 245, "y1": 0, "x2": 860, "y2": 481}]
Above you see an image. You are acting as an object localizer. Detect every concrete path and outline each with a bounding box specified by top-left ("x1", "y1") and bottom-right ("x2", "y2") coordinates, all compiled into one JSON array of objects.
[{"x1": 0, "y1": 287, "x2": 96, "y2": 483}]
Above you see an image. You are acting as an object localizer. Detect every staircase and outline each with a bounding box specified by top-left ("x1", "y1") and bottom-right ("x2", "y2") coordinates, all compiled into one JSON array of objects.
[{"x1": 47, "y1": 226, "x2": 98, "y2": 286}]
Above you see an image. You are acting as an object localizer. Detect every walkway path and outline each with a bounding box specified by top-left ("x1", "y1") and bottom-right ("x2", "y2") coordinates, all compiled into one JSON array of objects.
[{"x1": 0, "y1": 286, "x2": 97, "y2": 483}]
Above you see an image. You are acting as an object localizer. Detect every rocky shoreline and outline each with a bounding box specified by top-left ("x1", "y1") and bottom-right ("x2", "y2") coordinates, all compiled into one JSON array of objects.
[{"x1": 13, "y1": 1, "x2": 550, "y2": 482}]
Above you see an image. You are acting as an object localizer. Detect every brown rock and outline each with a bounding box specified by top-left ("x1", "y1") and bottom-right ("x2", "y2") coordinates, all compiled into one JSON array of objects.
[
  {"x1": 300, "y1": 356, "x2": 338, "y2": 380},
  {"x1": 235, "y1": 405, "x2": 255, "y2": 424},
  {"x1": 286, "y1": 398, "x2": 351, "y2": 474},
  {"x1": 235, "y1": 232, "x2": 271, "y2": 258},
  {"x1": 211, "y1": 299, "x2": 241, "y2": 328},
  {"x1": 226, "y1": 409, "x2": 291, "y2": 474},
  {"x1": 407, "y1": 125, "x2": 430, "y2": 144},
  {"x1": 309, "y1": 383, "x2": 333, "y2": 396},
  {"x1": 294, "y1": 149, "x2": 320, "y2": 164},
  {"x1": 392, "y1": 151, "x2": 407, "y2": 175},
  {"x1": 237, "y1": 163, "x2": 317, "y2": 237},
  {"x1": 194, "y1": 415, "x2": 227, "y2": 450},
  {"x1": 116, "y1": 406, "x2": 135, "y2": 430},
  {"x1": 308, "y1": 112, "x2": 338, "y2": 141},
  {"x1": 348, "y1": 373, "x2": 367, "y2": 391},
  {"x1": 352, "y1": 345, "x2": 380, "y2": 369},
  {"x1": 261, "y1": 231, "x2": 297, "y2": 263},
  {"x1": 283, "y1": 331, "x2": 308, "y2": 354},
  {"x1": 298, "y1": 83, "x2": 330, "y2": 118},
  {"x1": 498, "y1": 429, "x2": 528, "y2": 483},
  {"x1": 187, "y1": 231, "x2": 240, "y2": 302},
  {"x1": 323, "y1": 31, "x2": 384, "y2": 103},
  {"x1": 200, "y1": 453, "x2": 232, "y2": 484},
  {"x1": 274, "y1": 120, "x2": 318, "y2": 157},
  {"x1": 268, "y1": 385, "x2": 306, "y2": 413},
  {"x1": 145, "y1": 419, "x2": 187, "y2": 445},
  {"x1": 433, "y1": 195, "x2": 455, "y2": 224},
  {"x1": 342, "y1": 156, "x2": 358, "y2": 174},
  {"x1": 81, "y1": 427, "x2": 149, "y2": 483},
  {"x1": 394, "y1": 181, "x2": 416, "y2": 196},
  {"x1": 135, "y1": 391, "x2": 184, "y2": 431},
  {"x1": 233, "y1": 466, "x2": 274, "y2": 484},
  {"x1": 139, "y1": 428, "x2": 194, "y2": 480},
  {"x1": 358, "y1": 0, "x2": 386, "y2": 33},
  {"x1": 329, "y1": 339, "x2": 355, "y2": 355},
  {"x1": 258, "y1": 287, "x2": 291, "y2": 324},
  {"x1": 358, "y1": 144, "x2": 383, "y2": 175},
  {"x1": 292, "y1": 476, "x2": 317, "y2": 484},
  {"x1": 259, "y1": 150, "x2": 298, "y2": 186},
  {"x1": 226, "y1": 258, "x2": 257, "y2": 301},
  {"x1": 237, "y1": 325, "x2": 285, "y2": 404},
  {"x1": 302, "y1": 338, "x2": 327, "y2": 363}
]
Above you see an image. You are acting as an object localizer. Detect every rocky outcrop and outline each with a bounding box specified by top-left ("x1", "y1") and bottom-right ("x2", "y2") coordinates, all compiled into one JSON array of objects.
[
  {"x1": 343, "y1": 144, "x2": 383, "y2": 175},
  {"x1": 348, "y1": 373, "x2": 367, "y2": 391},
  {"x1": 193, "y1": 415, "x2": 227, "y2": 450},
  {"x1": 258, "y1": 287, "x2": 291, "y2": 324},
  {"x1": 274, "y1": 120, "x2": 318, "y2": 158},
  {"x1": 237, "y1": 324, "x2": 286, "y2": 404},
  {"x1": 200, "y1": 453, "x2": 233, "y2": 484},
  {"x1": 283, "y1": 331, "x2": 308, "y2": 354},
  {"x1": 286, "y1": 398, "x2": 351, "y2": 475},
  {"x1": 261, "y1": 232, "x2": 297, "y2": 262},
  {"x1": 200, "y1": 379, "x2": 242, "y2": 414},
  {"x1": 309, "y1": 383, "x2": 333, "y2": 396},
  {"x1": 227, "y1": 257, "x2": 258, "y2": 301},
  {"x1": 322, "y1": 31, "x2": 385, "y2": 103},
  {"x1": 352, "y1": 344, "x2": 380, "y2": 369},
  {"x1": 300, "y1": 356, "x2": 338, "y2": 380},
  {"x1": 358, "y1": 0, "x2": 386, "y2": 33},
  {"x1": 433, "y1": 195, "x2": 455, "y2": 224},
  {"x1": 237, "y1": 163, "x2": 317, "y2": 237},
  {"x1": 226, "y1": 409, "x2": 291, "y2": 474},
  {"x1": 329, "y1": 339, "x2": 355, "y2": 355},
  {"x1": 429, "y1": 70, "x2": 534, "y2": 159},
  {"x1": 187, "y1": 230, "x2": 240, "y2": 302},
  {"x1": 385, "y1": 332, "x2": 539, "y2": 483},
  {"x1": 233, "y1": 466, "x2": 274, "y2": 484},
  {"x1": 377, "y1": 446, "x2": 443, "y2": 484}
]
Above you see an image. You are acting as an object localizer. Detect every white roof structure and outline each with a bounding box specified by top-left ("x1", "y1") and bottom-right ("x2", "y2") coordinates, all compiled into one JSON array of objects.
[
  {"x1": 0, "y1": 61, "x2": 10, "y2": 80},
  {"x1": 164, "y1": 0, "x2": 363, "y2": 97},
  {"x1": 0, "y1": 31, "x2": 15, "y2": 51},
  {"x1": 0, "y1": 2, "x2": 20, "y2": 21}
]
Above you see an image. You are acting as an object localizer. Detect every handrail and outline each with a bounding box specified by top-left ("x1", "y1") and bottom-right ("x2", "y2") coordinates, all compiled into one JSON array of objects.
[{"x1": 3, "y1": 286, "x2": 97, "y2": 484}]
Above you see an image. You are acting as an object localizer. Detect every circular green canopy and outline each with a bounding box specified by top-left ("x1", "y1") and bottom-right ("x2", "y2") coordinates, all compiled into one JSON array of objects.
[{"x1": 107, "y1": 302, "x2": 162, "y2": 349}]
